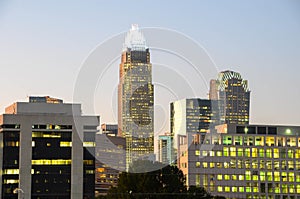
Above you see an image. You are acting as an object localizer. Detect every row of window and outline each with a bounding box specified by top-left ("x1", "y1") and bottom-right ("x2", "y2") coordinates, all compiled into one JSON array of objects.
[
  {"x1": 215, "y1": 172, "x2": 300, "y2": 182},
  {"x1": 195, "y1": 160, "x2": 300, "y2": 170},
  {"x1": 195, "y1": 148, "x2": 300, "y2": 159},
  {"x1": 215, "y1": 184, "x2": 300, "y2": 194},
  {"x1": 193, "y1": 135, "x2": 300, "y2": 147}
]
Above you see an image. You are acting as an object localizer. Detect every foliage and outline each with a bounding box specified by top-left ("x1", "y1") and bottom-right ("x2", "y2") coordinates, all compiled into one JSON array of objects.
[{"x1": 103, "y1": 160, "x2": 225, "y2": 199}]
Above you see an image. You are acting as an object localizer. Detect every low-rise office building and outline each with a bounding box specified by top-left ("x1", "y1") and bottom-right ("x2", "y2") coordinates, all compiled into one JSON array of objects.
[
  {"x1": 0, "y1": 96, "x2": 99, "y2": 199},
  {"x1": 95, "y1": 134, "x2": 125, "y2": 196},
  {"x1": 177, "y1": 124, "x2": 300, "y2": 199}
]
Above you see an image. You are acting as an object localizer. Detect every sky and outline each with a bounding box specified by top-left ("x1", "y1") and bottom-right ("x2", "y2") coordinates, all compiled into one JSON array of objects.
[{"x1": 0, "y1": 0, "x2": 299, "y2": 134}]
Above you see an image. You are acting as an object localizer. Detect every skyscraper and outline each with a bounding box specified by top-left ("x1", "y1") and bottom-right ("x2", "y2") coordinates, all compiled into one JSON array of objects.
[
  {"x1": 118, "y1": 24, "x2": 154, "y2": 169},
  {"x1": 209, "y1": 70, "x2": 250, "y2": 124}
]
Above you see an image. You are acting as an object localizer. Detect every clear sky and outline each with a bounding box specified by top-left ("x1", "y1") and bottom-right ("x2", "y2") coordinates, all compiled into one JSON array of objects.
[{"x1": 0, "y1": 0, "x2": 299, "y2": 133}]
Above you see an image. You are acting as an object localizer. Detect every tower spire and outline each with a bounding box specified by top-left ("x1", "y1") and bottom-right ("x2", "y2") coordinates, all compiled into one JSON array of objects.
[{"x1": 123, "y1": 24, "x2": 147, "y2": 52}]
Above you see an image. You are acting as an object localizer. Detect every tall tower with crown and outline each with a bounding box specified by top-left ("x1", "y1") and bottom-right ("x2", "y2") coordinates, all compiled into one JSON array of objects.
[{"x1": 118, "y1": 25, "x2": 154, "y2": 170}]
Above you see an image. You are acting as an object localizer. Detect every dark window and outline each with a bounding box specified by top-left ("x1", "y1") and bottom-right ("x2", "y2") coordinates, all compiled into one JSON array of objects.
[
  {"x1": 258, "y1": 127, "x2": 267, "y2": 134},
  {"x1": 268, "y1": 127, "x2": 277, "y2": 135}
]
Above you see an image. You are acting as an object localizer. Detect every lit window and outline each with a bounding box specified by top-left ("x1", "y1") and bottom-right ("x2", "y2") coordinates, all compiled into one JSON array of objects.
[
  {"x1": 273, "y1": 148, "x2": 279, "y2": 158},
  {"x1": 32, "y1": 159, "x2": 71, "y2": 165},
  {"x1": 224, "y1": 175, "x2": 230, "y2": 180},
  {"x1": 232, "y1": 175, "x2": 237, "y2": 180},
  {"x1": 217, "y1": 174, "x2": 222, "y2": 180},
  {"x1": 230, "y1": 147, "x2": 236, "y2": 157},
  {"x1": 239, "y1": 187, "x2": 244, "y2": 192},
  {"x1": 196, "y1": 162, "x2": 200, "y2": 167},
  {"x1": 274, "y1": 172, "x2": 280, "y2": 182},
  {"x1": 217, "y1": 186, "x2": 223, "y2": 192},
  {"x1": 259, "y1": 171, "x2": 266, "y2": 181},
  {"x1": 252, "y1": 148, "x2": 258, "y2": 157},
  {"x1": 245, "y1": 171, "x2": 251, "y2": 180},
  {"x1": 223, "y1": 147, "x2": 229, "y2": 156},
  {"x1": 232, "y1": 186, "x2": 237, "y2": 192},
  {"x1": 85, "y1": 170, "x2": 94, "y2": 174},
  {"x1": 288, "y1": 149, "x2": 294, "y2": 158},
  {"x1": 225, "y1": 186, "x2": 230, "y2": 192},
  {"x1": 3, "y1": 169, "x2": 19, "y2": 174},
  {"x1": 237, "y1": 148, "x2": 243, "y2": 157},
  {"x1": 83, "y1": 142, "x2": 95, "y2": 147},
  {"x1": 288, "y1": 172, "x2": 294, "y2": 182},
  {"x1": 3, "y1": 179, "x2": 19, "y2": 184},
  {"x1": 259, "y1": 149, "x2": 265, "y2": 158},
  {"x1": 60, "y1": 142, "x2": 72, "y2": 147}
]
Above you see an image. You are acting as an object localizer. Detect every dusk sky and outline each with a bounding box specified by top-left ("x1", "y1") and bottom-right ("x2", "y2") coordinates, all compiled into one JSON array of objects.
[{"x1": 0, "y1": 0, "x2": 299, "y2": 134}]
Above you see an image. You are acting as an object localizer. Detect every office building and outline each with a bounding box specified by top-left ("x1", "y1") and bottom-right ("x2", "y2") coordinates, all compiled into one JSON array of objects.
[
  {"x1": 118, "y1": 24, "x2": 154, "y2": 169},
  {"x1": 177, "y1": 124, "x2": 300, "y2": 199},
  {"x1": 0, "y1": 97, "x2": 99, "y2": 199},
  {"x1": 95, "y1": 134, "x2": 125, "y2": 196},
  {"x1": 158, "y1": 133, "x2": 175, "y2": 165},
  {"x1": 209, "y1": 70, "x2": 250, "y2": 124},
  {"x1": 170, "y1": 98, "x2": 220, "y2": 150}
]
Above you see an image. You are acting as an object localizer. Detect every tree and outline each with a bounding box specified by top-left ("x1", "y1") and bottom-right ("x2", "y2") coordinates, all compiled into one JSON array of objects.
[
  {"x1": 186, "y1": 186, "x2": 212, "y2": 199},
  {"x1": 105, "y1": 160, "x2": 225, "y2": 199},
  {"x1": 106, "y1": 160, "x2": 185, "y2": 199}
]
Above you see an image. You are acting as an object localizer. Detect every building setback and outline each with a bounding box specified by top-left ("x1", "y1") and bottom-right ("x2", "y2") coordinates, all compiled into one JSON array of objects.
[
  {"x1": 118, "y1": 24, "x2": 154, "y2": 169},
  {"x1": 0, "y1": 97, "x2": 99, "y2": 199},
  {"x1": 177, "y1": 124, "x2": 300, "y2": 199}
]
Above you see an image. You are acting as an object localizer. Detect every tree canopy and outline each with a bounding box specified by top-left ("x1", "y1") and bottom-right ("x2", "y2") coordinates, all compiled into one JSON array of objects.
[{"x1": 102, "y1": 160, "x2": 225, "y2": 199}]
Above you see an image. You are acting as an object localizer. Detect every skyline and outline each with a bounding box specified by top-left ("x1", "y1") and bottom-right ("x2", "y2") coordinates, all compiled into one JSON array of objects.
[{"x1": 0, "y1": 1, "x2": 299, "y2": 134}]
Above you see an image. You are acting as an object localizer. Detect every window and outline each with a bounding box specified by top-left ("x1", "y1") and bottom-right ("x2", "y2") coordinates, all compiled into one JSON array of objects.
[
  {"x1": 244, "y1": 148, "x2": 251, "y2": 157},
  {"x1": 238, "y1": 148, "x2": 243, "y2": 157},
  {"x1": 230, "y1": 147, "x2": 236, "y2": 157},
  {"x1": 274, "y1": 172, "x2": 280, "y2": 181},
  {"x1": 288, "y1": 149, "x2": 294, "y2": 158},
  {"x1": 252, "y1": 148, "x2": 258, "y2": 157},
  {"x1": 223, "y1": 147, "x2": 229, "y2": 157},
  {"x1": 239, "y1": 175, "x2": 244, "y2": 180},
  {"x1": 255, "y1": 136, "x2": 264, "y2": 146},
  {"x1": 266, "y1": 149, "x2": 272, "y2": 158},
  {"x1": 234, "y1": 136, "x2": 242, "y2": 145},
  {"x1": 239, "y1": 187, "x2": 244, "y2": 192},
  {"x1": 260, "y1": 172, "x2": 265, "y2": 181},
  {"x1": 217, "y1": 186, "x2": 223, "y2": 192},
  {"x1": 196, "y1": 162, "x2": 200, "y2": 167},
  {"x1": 288, "y1": 172, "x2": 294, "y2": 182},
  {"x1": 223, "y1": 136, "x2": 232, "y2": 145},
  {"x1": 259, "y1": 149, "x2": 265, "y2": 157},
  {"x1": 245, "y1": 171, "x2": 251, "y2": 180},
  {"x1": 266, "y1": 136, "x2": 275, "y2": 146},
  {"x1": 217, "y1": 174, "x2": 222, "y2": 180},
  {"x1": 273, "y1": 148, "x2": 279, "y2": 158},
  {"x1": 267, "y1": 172, "x2": 272, "y2": 181},
  {"x1": 224, "y1": 175, "x2": 230, "y2": 180}
]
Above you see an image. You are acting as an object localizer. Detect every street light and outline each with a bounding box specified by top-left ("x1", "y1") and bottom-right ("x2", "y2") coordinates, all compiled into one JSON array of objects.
[{"x1": 13, "y1": 188, "x2": 24, "y2": 199}]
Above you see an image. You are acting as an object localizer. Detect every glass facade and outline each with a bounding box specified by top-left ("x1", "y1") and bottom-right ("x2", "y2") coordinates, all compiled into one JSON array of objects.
[
  {"x1": 210, "y1": 70, "x2": 250, "y2": 124},
  {"x1": 118, "y1": 25, "x2": 154, "y2": 169}
]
